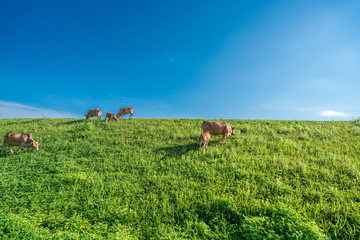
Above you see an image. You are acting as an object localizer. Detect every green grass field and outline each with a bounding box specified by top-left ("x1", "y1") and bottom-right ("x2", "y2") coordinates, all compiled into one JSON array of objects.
[{"x1": 1, "y1": 118, "x2": 360, "y2": 239}]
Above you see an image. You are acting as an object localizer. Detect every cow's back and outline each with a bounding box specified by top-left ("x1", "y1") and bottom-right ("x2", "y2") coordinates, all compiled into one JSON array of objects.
[
  {"x1": 3, "y1": 133, "x2": 23, "y2": 145},
  {"x1": 201, "y1": 121, "x2": 225, "y2": 135},
  {"x1": 202, "y1": 121, "x2": 233, "y2": 136},
  {"x1": 87, "y1": 109, "x2": 102, "y2": 116},
  {"x1": 106, "y1": 112, "x2": 114, "y2": 118},
  {"x1": 121, "y1": 107, "x2": 133, "y2": 114},
  {"x1": 118, "y1": 107, "x2": 133, "y2": 116}
]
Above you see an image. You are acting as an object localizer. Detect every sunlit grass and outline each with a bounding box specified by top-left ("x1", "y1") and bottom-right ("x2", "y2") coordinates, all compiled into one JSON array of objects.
[{"x1": 0, "y1": 118, "x2": 359, "y2": 239}]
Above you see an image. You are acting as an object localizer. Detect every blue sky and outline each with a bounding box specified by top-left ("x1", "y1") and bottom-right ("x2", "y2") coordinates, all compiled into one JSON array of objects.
[{"x1": 1, "y1": 0, "x2": 359, "y2": 120}]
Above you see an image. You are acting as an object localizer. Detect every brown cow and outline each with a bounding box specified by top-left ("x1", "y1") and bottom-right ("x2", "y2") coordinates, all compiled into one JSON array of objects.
[
  {"x1": 199, "y1": 131, "x2": 211, "y2": 153},
  {"x1": 116, "y1": 107, "x2": 134, "y2": 118},
  {"x1": 201, "y1": 121, "x2": 235, "y2": 145},
  {"x1": 105, "y1": 112, "x2": 119, "y2": 122},
  {"x1": 85, "y1": 109, "x2": 102, "y2": 120},
  {"x1": 1, "y1": 133, "x2": 39, "y2": 154}
]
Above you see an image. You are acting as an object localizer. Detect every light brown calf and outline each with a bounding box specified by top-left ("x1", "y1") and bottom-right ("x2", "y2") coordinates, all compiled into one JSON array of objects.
[
  {"x1": 201, "y1": 121, "x2": 235, "y2": 145},
  {"x1": 85, "y1": 109, "x2": 102, "y2": 120},
  {"x1": 105, "y1": 112, "x2": 119, "y2": 122},
  {"x1": 1, "y1": 133, "x2": 39, "y2": 154},
  {"x1": 199, "y1": 131, "x2": 211, "y2": 153},
  {"x1": 116, "y1": 107, "x2": 134, "y2": 118}
]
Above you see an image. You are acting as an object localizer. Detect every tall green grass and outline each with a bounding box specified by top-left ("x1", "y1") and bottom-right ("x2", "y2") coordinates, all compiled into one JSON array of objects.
[{"x1": 0, "y1": 118, "x2": 359, "y2": 239}]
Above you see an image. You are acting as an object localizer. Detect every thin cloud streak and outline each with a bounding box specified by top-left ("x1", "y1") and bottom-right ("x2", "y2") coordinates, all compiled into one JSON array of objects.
[
  {"x1": 0, "y1": 100, "x2": 81, "y2": 118},
  {"x1": 320, "y1": 110, "x2": 348, "y2": 117}
]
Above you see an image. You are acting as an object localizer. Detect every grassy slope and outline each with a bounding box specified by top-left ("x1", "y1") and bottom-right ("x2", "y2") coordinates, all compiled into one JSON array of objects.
[{"x1": 0, "y1": 118, "x2": 360, "y2": 239}]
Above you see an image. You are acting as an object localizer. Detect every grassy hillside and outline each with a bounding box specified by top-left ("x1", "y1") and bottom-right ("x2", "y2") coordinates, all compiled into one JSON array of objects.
[{"x1": 1, "y1": 118, "x2": 360, "y2": 239}]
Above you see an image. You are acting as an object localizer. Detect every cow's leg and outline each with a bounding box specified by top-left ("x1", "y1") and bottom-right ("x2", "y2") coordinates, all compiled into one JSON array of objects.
[
  {"x1": 9, "y1": 146, "x2": 13, "y2": 154},
  {"x1": 222, "y1": 135, "x2": 226, "y2": 145},
  {"x1": 19, "y1": 143, "x2": 24, "y2": 152},
  {"x1": 1, "y1": 141, "x2": 6, "y2": 154}
]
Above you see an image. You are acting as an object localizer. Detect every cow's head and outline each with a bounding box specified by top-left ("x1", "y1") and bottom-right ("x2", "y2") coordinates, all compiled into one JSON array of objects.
[
  {"x1": 115, "y1": 117, "x2": 119, "y2": 122},
  {"x1": 116, "y1": 113, "x2": 120, "y2": 118},
  {"x1": 85, "y1": 114, "x2": 89, "y2": 119},
  {"x1": 231, "y1": 127, "x2": 235, "y2": 135},
  {"x1": 29, "y1": 141, "x2": 39, "y2": 151}
]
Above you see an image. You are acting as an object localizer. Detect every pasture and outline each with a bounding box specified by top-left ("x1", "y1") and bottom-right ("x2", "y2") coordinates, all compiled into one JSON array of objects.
[{"x1": 0, "y1": 118, "x2": 360, "y2": 239}]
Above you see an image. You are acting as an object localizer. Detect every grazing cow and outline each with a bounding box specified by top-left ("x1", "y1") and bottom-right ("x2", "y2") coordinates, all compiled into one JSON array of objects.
[
  {"x1": 85, "y1": 109, "x2": 102, "y2": 120},
  {"x1": 1, "y1": 133, "x2": 39, "y2": 154},
  {"x1": 105, "y1": 112, "x2": 119, "y2": 122},
  {"x1": 201, "y1": 121, "x2": 235, "y2": 145},
  {"x1": 116, "y1": 107, "x2": 134, "y2": 118},
  {"x1": 199, "y1": 131, "x2": 211, "y2": 153}
]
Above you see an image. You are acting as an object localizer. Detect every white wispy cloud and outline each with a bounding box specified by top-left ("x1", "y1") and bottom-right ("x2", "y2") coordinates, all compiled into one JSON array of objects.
[
  {"x1": 0, "y1": 100, "x2": 81, "y2": 118},
  {"x1": 320, "y1": 110, "x2": 348, "y2": 117}
]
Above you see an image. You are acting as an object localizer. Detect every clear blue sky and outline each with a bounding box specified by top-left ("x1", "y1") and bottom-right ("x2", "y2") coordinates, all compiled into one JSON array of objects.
[{"x1": 1, "y1": 0, "x2": 359, "y2": 120}]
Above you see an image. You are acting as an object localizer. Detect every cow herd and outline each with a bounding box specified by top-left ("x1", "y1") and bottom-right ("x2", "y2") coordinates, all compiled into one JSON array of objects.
[
  {"x1": 1, "y1": 106, "x2": 236, "y2": 154},
  {"x1": 85, "y1": 107, "x2": 134, "y2": 121}
]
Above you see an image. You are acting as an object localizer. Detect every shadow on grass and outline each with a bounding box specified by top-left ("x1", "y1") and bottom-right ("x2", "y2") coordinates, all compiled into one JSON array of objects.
[
  {"x1": 154, "y1": 142, "x2": 199, "y2": 157},
  {"x1": 154, "y1": 140, "x2": 220, "y2": 158},
  {"x1": 56, "y1": 119, "x2": 87, "y2": 125},
  {"x1": 56, "y1": 118, "x2": 111, "y2": 126},
  {"x1": 0, "y1": 151, "x2": 19, "y2": 158},
  {"x1": 1, "y1": 118, "x2": 48, "y2": 126},
  {"x1": 0, "y1": 147, "x2": 39, "y2": 157}
]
